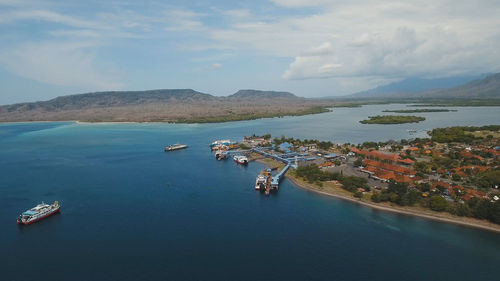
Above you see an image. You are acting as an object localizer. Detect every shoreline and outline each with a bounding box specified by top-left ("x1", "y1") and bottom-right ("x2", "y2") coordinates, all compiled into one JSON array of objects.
[{"x1": 284, "y1": 175, "x2": 500, "y2": 234}]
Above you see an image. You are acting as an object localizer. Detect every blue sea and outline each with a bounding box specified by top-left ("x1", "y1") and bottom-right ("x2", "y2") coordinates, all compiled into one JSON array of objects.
[{"x1": 1, "y1": 105, "x2": 500, "y2": 281}]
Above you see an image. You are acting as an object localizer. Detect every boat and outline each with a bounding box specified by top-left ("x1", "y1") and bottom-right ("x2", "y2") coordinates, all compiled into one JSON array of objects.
[
  {"x1": 165, "y1": 143, "x2": 188, "y2": 151},
  {"x1": 17, "y1": 201, "x2": 60, "y2": 225},
  {"x1": 210, "y1": 140, "x2": 238, "y2": 151},
  {"x1": 255, "y1": 169, "x2": 272, "y2": 190},
  {"x1": 210, "y1": 140, "x2": 232, "y2": 148},
  {"x1": 233, "y1": 155, "x2": 248, "y2": 165},
  {"x1": 215, "y1": 150, "x2": 227, "y2": 160}
]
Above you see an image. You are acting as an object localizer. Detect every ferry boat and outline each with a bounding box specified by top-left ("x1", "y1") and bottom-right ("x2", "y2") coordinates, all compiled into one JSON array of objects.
[
  {"x1": 255, "y1": 169, "x2": 272, "y2": 190},
  {"x1": 165, "y1": 144, "x2": 188, "y2": 151},
  {"x1": 210, "y1": 140, "x2": 238, "y2": 151},
  {"x1": 215, "y1": 150, "x2": 227, "y2": 160},
  {"x1": 210, "y1": 140, "x2": 232, "y2": 148},
  {"x1": 233, "y1": 155, "x2": 248, "y2": 165},
  {"x1": 17, "y1": 201, "x2": 60, "y2": 225}
]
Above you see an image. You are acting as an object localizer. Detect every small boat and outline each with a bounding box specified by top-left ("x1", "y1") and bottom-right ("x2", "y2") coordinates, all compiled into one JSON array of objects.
[
  {"x1": 215, "y1": 150, "x2": 227, "y2": 160},
  {"x1": 210, "y1": 140, "x2": 232, "y2": 148},
  {"x1": 165, "y1": 144, "x2": 188, "y2": 151},
  {"x1": 210, "y1": 140, "x2": 238, "y2": 150},
  {"x1": 233, "y1": 155, "x2": 248, "y2": 165},
  {"x1": 17, "y1": 201, "x2": 60, "y2": 225},
  {"x1": 255, "y1": 169, "x2": 272, "y2": 190}
]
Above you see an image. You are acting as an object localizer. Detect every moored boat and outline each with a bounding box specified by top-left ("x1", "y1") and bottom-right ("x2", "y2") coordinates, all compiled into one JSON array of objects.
[
  {"x1": 17, "y1": 201, "x2": 60, "y2": 225},
  {"x1": 165, "y1": 144, "x2": 188, "y2": 151},
  {"x1": 233, "y1": 155, "x2": 248, "y2": 165},
  {"x1": 215, "y1": 150, "x2": 227, "y2": 160},
  {"x1": 255, "y1": 169, "x2": 272, "y2": 190}
]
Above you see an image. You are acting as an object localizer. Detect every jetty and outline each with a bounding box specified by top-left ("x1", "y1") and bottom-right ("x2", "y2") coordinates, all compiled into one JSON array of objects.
[{"x1": 251, "y1": 147, "x2": 293, "y2": 194}]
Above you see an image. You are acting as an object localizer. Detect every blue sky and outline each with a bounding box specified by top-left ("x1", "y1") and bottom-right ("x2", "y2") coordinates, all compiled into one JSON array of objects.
[{"x1": 1, "y1": 0, "x2": 499, "y2": 104}]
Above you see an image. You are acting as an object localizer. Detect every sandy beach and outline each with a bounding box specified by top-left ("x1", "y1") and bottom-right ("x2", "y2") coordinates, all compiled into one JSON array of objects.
[{"x1": 285, "y1": 175, "x2": 500, "y2": 234}]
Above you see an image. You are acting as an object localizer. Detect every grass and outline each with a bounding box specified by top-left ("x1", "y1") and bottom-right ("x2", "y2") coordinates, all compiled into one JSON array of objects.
[
  {"x1": 360, "y1": 115, "x2": 426, "y2": 124},
  {"x1": 176, "y1": 106, "x2": 330, "y2": 123}
]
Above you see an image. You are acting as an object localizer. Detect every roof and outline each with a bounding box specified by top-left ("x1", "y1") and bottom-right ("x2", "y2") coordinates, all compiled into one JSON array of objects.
[
  {"x1": 351, "y1": 148, "x2": 400, "y2": 162},
  {"x1": 22, "y1": 210, "x2": 37, "y2": 216},
  {"x1": 398, "y1": 158, "x2": 415, "y2": 164},
  {"x1": 325, "y1": 153, "x2": 337, "y2": 158},
  {"x1": 363, "y1": 159, "x2": 416, "y2": 175}
]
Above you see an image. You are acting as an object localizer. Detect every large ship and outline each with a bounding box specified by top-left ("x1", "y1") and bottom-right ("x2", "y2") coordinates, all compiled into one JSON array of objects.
[
  {"x1": 255, "y1": 169, "x2": 272, "y2": 190},
  {"x1": 210, "y1": 140, "x2": 238, "y2": 151},
  {"x1": 17, "y1": 201, "x2": 60, "y2": 225},
  {"x1": 165, "y1": 144, "x2": 188, "y2": 151},
  {"x1": 215, "y1": 149, "x2": 227, "y2": 160},
  {"x1": 233, "y1": 155, "x2": 248, "y2": 165}
]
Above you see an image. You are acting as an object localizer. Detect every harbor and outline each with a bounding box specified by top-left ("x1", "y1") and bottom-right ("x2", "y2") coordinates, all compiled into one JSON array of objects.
[{"x1": 210, "y1": 135, "x2": 337, "y2": 195}]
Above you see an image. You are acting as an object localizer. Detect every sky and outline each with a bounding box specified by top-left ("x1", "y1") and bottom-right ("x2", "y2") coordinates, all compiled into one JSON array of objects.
[{"x1": 0, "y1": 0, "x2": 499, "y2": 104}]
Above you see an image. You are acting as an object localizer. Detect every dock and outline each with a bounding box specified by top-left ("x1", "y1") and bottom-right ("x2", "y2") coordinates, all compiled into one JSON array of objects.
[{"x1": 251, "y1": 147, "x2": 293, "y2": 194}]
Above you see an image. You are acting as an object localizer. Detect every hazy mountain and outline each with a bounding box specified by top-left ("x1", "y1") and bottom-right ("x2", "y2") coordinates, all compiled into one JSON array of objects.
[
  {"x1": 420, "y1": 72, "x2": 500, "y2": 99},
  {"x1": 0, "y1": 89, "x2": 330, "y2": 123},
  {"x1": 345, "y1": 74, "x2": 490, "y2": 99},
  {"x1": 228, "y1": 90, "x2": 299, "y2": 100}
]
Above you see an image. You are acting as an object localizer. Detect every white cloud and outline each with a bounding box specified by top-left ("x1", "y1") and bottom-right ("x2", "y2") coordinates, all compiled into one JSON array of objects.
[
  {"x1": 163, "y1": 9, "x2": 204, "y2": 32},
  {"x1": 208, "y1": 0, "x2": 500, "y2": 83},
  {"x1": 222, "y1": 9, "x2": 251, "y2": 19},
  {"x1": 0, "y1": 42, "x2": 123, "y2": 89}
]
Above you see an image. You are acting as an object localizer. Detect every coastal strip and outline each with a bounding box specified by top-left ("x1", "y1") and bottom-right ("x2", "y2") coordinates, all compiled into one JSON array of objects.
[{"x1": 285, "y1": 174, "x2": 500, "y2": 234}]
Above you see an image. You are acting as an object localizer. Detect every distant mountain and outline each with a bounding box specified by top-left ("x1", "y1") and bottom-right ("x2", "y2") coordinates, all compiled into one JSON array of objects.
[
  {"x1": 228, "y1": 90, "x2": 299, "y2": 100},
  {"x1": 421, "y1": 72, "x2": 500, "y2": 99},
  {"x1": 0, "y1": 89, "x2": 330, "y2": 123},
  {"x1": 3, "y1": 89, "x2": 217, "y2": 112},
  {"x1": 345, "y1": 74, "x2": 491, "y2": 99}
]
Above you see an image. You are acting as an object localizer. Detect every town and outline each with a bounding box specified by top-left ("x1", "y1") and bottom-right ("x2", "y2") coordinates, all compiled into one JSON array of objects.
[{"x1": 213, "y1": 125, "x2": 500, "y2": 225}]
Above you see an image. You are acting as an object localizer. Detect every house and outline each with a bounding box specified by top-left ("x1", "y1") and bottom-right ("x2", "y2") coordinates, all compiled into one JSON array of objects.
[{"x1": 278, "y1": 142, "x2": 292, "y2": 153}]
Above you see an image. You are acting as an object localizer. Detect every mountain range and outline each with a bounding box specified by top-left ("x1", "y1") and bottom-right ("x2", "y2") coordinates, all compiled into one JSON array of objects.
[
  {"x1": 343, "y1": 73, "x2": 500, "y2": 100},
  {"x1": 0, "y1": 89, "x2": 326, "y2": 123}
]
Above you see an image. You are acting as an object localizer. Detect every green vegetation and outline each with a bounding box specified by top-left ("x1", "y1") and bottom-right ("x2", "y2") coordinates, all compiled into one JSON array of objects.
[
  {"x1": 295, "y1": 164, "x2": 368, "y2": 193},
  {"x1": 273, "y1": 135, "x2": 334, "y2": 150},
  {"x1": 295, "y1": 164, "x2": 336, "y2": 183},
  {"x1": 430, "y1": 125, "x2": 500, "y2": 143},
  {"x1": 429, "y1": 196, "x2": 449, "y2": 211},
  {"x1": 360, "y1": 115, "x2": 425, "y2": 124},
  {"x1": 383, "y1": 109, "x2": 456, "y2": 113},
  {"x1": 178, "y1": 106, "x2": 330, "y2": 124}
]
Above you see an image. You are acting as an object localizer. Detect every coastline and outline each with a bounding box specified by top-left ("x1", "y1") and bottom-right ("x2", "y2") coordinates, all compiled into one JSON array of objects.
[{"x1": 285, "y1": 175, "x2": 500, "y2": 234}]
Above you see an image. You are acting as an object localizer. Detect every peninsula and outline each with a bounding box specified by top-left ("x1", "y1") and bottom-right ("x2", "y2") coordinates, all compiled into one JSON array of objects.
[{"x1": 232, "y1": 126, "x2": 500, "y2": 233}]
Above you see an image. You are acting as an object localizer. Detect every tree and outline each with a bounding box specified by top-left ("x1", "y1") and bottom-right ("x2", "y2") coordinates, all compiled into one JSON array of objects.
[
  {"x1": 371, "y1": 192, "x2": 381, "y2": 203},
  {"x1": 430, "y1": 196, "x2": 448, "y2": 211},
  {"x1": 354, "y1": 158, "x2": 363, "y2": 167}
]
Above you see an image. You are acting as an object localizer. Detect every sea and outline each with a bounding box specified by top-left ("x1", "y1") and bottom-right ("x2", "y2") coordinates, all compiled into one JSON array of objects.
[{"x1": 1, "y1": 104, "x2": 500, "y2": 281}]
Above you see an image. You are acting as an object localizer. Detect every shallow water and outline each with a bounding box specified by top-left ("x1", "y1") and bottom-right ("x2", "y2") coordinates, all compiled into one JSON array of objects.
[{"x1": 1, "y1": 105, "x2": 499, "y2": 281}]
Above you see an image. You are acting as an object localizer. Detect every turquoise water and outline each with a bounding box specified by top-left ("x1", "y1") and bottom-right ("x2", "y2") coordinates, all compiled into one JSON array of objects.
[{"x1": 1, "y1": 105, "x2": 500, "y2": 281}]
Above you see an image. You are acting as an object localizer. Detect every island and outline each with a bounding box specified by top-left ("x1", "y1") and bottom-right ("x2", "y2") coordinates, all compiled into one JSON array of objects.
[
  {"x1": 382, "y1": 109, "x2": 457, "y2": 113},
  {"x1": 360, "y1": 115, "x2": 426, "y2": 124}
]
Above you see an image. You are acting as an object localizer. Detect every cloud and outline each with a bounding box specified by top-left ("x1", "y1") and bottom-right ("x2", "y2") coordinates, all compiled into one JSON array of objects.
[
  {"x1": 208, "y1": 0, "x2": 500, "y2": 82},
  {"x1": 163, "y1": 9, "x2": 204, "y2": 32},
  {"x1": 270, "y1": 0, "x2": 334, "y2": 8},
  {"x1": 222, "y1": 9, "x2": 251, "y2": 19},
  {"x1": 0, "y1": 42, "x2": 123, "y2": 89}
]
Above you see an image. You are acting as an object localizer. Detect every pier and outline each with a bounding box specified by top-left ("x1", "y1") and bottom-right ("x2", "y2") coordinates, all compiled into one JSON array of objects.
[{"x1": 251, "y1": 147, "x2": 293, "y2": 193}]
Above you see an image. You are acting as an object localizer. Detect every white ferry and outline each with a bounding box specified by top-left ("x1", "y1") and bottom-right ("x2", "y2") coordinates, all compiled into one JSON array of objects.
[
  {"x1": 165, "y1": 144, "x2": 188, "y2": 151},
  {"x1": 17, "y1": 201, "x2": 60, "y2": 225}
]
